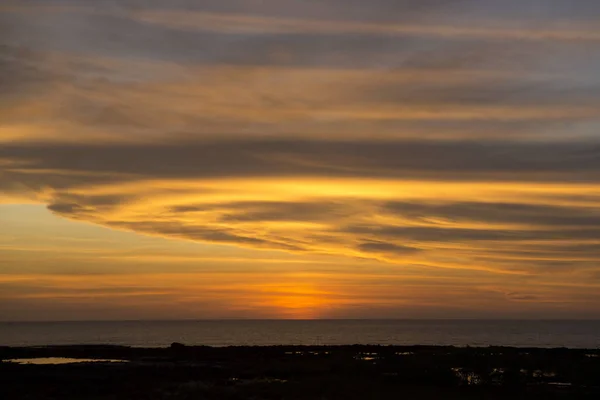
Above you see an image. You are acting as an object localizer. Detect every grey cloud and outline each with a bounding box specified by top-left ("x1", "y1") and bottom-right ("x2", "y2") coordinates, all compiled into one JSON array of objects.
[
  {"x1": 3, "y1": 139, "x2": 600, "y2": 183},
  {"x1": 505, "y1": 292, "x2": 539, "y2": 301},
  {"x1": 169, "y1": 205, "x2": 206, "y2": 213},
  {"x1": 1, "y1": 10, "x2": 415, "y2": 67},
  {"x1": 589, "y1": 271, "x2": 600, "y2": 281},
  {"x1": 0, "y1": 283, "x2": 167, "y2": 296},
  {"x1": 4, "y1": 1, "x2": 599, "y2": 71},
  {"x1": 383, "y1": 201, "x2": 600, "y2": 227},
  {"x1": 4, "y1": 137, "x2": 600, "y2": 268},
  {"x1": 3, "y1": 7, "x2": 598, "y2": 144},
  {"x1": 105, "y1": 221, "x2": 307, "y2": 252},
  {"x1": 480, "y1": 246, "x2": 600, "y2": 262},
  {"x1": 347, "y1": 225, "x2": 600, "y2": 243},
  {"x1": 3, "y1": 0, "x2": 600, "y2": 275},
  {"x1": 360, "y1": 79, "x2": 600, "y2": 107},
  {"x1": 474, "y1": 259, "x2": 599, "y2": 275},
  {"x1": 46, "y1": 194, "x2": 132, "y2": 216},
  {"x1": 37, "y1": 190, "x2": 600, "y2": 266},
  {"x1": 10, "y1": 0, "x2": 468, "y2": 20},
  {"x1": 214, "y1": 201, "x2": 354, "y2": 223},
  {"x1": 47, "y1": 202, "x2": 87, "y2": 215},
  {"x1": 356, "y1": 241, "x2": 421, "y2": 255},
  {"x1": 138, "y1": 199, "x2": 600, "y2": 259},
  {"x1": 0, "y1": 44, "x2": 62, "y2": 102},
  {"x1": 18, "y1": 0, "x2": 599, "y2": 22}
]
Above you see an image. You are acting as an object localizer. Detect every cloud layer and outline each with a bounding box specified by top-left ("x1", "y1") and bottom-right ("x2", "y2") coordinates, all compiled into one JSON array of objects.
[
  {"x1": 2, "y1": 0, "x2": 600, "y2": 318},
  {"x1": 3, "y1": 138, "x2": 600, "y2": 276}
]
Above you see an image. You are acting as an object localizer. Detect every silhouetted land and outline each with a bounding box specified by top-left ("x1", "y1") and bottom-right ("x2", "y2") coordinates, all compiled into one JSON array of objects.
[{"x1": 1, "y1": 344, "x2": 599, "y2": 399}]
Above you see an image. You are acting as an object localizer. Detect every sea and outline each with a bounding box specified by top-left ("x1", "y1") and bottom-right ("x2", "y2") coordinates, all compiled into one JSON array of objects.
[{"x1": 0, "y1": 320, "x2": 599, "y2": 348}]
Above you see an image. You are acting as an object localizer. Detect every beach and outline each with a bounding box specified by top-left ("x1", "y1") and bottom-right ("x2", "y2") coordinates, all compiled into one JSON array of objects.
[{"x1": 2, "y1": 344, "x2": 599, "y2": 399}]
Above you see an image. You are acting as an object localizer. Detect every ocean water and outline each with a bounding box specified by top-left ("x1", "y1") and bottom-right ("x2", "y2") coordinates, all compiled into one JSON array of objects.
[{"x1": 0, "y1": 320, "x2": 599, "y2": 348}]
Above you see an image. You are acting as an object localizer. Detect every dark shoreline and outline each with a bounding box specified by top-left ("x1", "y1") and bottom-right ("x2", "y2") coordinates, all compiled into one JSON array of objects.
[
  {"x1": 3, "y1": 343, "x2": 600, "y2": 354},
  {"x1": 2, "y1": 344, "x2": 600, "y2": 399}
]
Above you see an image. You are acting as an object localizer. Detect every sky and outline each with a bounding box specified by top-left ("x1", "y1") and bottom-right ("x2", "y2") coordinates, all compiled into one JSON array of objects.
[{"x1": 1, "y1": 0, "x2": 600, "y2": 320}]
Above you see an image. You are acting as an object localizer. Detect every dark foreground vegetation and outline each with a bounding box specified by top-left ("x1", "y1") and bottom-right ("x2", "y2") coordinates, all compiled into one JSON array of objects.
[{"x1": 1, "y1": 344, "x2": 599, "y2": 399}]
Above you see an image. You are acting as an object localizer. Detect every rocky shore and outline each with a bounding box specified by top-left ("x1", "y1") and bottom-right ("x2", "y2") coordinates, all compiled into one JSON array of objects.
[{"x1": 1, "y1": 344, "x2": 599, "y2": 399}]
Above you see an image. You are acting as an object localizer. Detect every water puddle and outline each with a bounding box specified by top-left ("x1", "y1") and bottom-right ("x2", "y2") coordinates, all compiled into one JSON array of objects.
[{"x1": 4, "y1": 357, "x2": 128, "y2": 365}]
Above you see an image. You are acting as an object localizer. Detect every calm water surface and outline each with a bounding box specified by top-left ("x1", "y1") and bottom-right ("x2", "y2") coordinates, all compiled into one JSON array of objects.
[
  {"x1": 0, "y1": 320, "x2": 598, "y2": 348},
  {"x1": 5, "y1": 358, "x2": 127, "y2": 364}
]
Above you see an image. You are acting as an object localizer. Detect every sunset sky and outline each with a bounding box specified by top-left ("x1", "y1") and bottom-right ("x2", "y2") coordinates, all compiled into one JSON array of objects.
[{"x1": 2, "y1": 0, "x2": 600, "y2": 320}]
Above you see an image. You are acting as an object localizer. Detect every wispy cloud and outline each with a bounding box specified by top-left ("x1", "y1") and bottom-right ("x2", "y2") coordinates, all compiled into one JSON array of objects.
[
  {"x1": 3, "y1": 138, "x2": 600, "y2": 276},
  {"x1": 5, "y1": 3, "x2": 600, "y2": 42},
  {"x1": 131, "y1": 9, "x2": 600, "y2": 42},
  {"x1": 2, "y1": 0, "x2": 600, "y2": 318}
]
